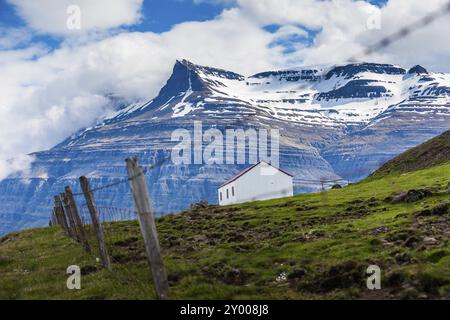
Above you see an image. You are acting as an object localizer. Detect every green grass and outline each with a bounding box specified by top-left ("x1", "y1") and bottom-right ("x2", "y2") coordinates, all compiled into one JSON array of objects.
[{"x1": 1, "y1": 163, "x2": 449, "y2": 300}]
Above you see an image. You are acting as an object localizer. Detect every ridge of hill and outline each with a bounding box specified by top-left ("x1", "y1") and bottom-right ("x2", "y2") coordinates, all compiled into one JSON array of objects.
[{"x1": 371, "y1": 130, "x2": 450, "y2": 178}]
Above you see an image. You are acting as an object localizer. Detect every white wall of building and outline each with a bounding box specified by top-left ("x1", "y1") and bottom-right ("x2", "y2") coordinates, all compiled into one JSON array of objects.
[
  {"x1": 218, "y1": 181, "x2": 237, "y2": 206},
  {"x1": 218, "y1": 162, "x2": 293, "y2": 206}
]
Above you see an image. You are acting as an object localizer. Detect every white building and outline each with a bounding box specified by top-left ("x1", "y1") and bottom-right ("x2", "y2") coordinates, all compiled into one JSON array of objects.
[{"x1": 218, "y1": 161, "x2": 294, "y2": 206}]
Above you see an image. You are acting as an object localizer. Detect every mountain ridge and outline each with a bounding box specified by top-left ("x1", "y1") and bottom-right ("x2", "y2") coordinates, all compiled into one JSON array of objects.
[
  {"x1": 1, "y1": 59, "x2": 450, "y2": 236},
  {"x1": 106, "y1": 59, "x2": 450, "y2": 128}
]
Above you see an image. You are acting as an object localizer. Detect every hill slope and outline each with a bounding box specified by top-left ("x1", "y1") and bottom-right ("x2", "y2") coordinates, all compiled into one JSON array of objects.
[
  {"x1": 1, "y1": 162, "x2": 449, "y2": 300},
  {"x1": 371, "y1": 130, "x2": 450, "y2": 178}
]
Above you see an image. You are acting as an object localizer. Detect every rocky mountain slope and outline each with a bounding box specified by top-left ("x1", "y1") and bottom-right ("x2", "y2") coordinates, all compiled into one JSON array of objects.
[
  {"x1": 1, "y1": 59, "x2": 450, "y2": 235},
  {"x1": 371, "y1": 130, "x2": 450, "y2": 178}
]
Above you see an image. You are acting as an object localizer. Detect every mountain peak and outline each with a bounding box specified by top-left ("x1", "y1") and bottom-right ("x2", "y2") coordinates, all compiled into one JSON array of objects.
[
  {"x1": 176, "y1": 59, "x2": 197, "y2": 69},
  {"x1": 408, "y1": 65, "x2": 428, "y2": 75},
  {"x1": 175, "y1": 59, "x2": 244, "y2": 81}
]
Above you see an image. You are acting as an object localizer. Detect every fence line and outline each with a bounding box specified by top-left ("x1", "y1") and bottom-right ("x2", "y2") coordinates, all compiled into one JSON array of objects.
[
  {"x1": 51, "y1": 157, "x2": 170, "y2": 300},
  {"x1": 351, "y1": 0, "x2": 450, "y2": 61},
  {"x1": 48, "y1": 156, "x2": 354, "y2": 297},
  {"x1": 71, "y1": 156, "x2": 171, "y2": 196}
]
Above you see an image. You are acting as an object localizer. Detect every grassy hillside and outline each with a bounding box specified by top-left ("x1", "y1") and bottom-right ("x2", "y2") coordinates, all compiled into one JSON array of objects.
[
  {"x1": 371, "y1": 130, "x2": 450, "y2": 178},
  {"x1": 1, "y1": 163, "x2": 449, "y2": 300}
]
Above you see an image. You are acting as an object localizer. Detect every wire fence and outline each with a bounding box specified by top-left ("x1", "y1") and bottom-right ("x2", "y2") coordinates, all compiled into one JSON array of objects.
[
  {"x1": 49, "y1": 152, "x2": 348, "y2": 298},
  {"x1": 350, "y1": 0, "x2": 450, "y2": 62},
  {"x1": 51, "y1": 157, "x2": 170, "y2": 299}
]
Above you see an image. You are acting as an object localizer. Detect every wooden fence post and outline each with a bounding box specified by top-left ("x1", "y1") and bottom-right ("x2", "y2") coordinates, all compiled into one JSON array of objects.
[
  {"x1": 51, "y1": 209, "x2": 57, "y2": 226},
  {"x1": 66, "y1": 186, "x2": 91, "y2": 253},
  {"x1": 54, "y1": 195, "x2": 70, "y2": 235},
  {"x1": 54, "y1": 209, "x2": 59, "y2": 226},
  {"x1": 126, "y1": 157, "x2": 170, "y2": 300},
  {"x1": 53, "y1": 204, "x2": 62, "y2": 228},
  {"x1": 61, "y1": 192, "x2": 78, "y2": 241},
  {"x1": 53, "y1": 209, "x2": 58, "y2": 226},
  {"x1": 79, "y1": 176, "x2": 112, "y2": 271}
]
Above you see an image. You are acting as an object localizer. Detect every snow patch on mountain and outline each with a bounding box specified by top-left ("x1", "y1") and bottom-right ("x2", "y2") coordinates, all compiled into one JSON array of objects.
[{"x1": 1, "y1": 60, "x2": 450, "y2": 236}]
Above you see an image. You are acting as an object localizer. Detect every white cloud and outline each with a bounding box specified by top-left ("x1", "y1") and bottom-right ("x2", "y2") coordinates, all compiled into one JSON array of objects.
[
  {"x1": 0, "y1": 8, "x2": 286, "y2": 179},
  {"x1": 7, "y1": 0, "x2": 143, "y2": 35},
  {"x1": 235, "y1": 0, "x2": 450, "y2": 71},
  {"x1": 0, "y1": 154, "x2": 35, "y2": 181}
]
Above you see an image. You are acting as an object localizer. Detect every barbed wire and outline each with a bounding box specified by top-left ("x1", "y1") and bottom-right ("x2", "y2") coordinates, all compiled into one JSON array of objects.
[
  {"x1": 350, "y1": 0, "x2": 450, "y2": 61},
  {"x1": 71, "y1": 155, "x2": 172, "y2": 196}
]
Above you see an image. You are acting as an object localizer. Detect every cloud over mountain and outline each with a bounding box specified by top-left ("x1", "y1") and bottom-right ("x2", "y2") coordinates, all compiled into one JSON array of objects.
[{"x1": 1, "y1": 0, "x2": 450, "y2": 179}]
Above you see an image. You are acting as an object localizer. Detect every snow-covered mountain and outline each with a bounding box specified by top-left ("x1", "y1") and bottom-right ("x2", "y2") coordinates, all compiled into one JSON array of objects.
[{"x1": 1, "y1": 59, "x2": 450, "y2": 235}]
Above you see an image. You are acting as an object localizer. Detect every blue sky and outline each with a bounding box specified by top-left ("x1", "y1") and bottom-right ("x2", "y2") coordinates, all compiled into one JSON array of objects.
[
  {"x1": 0, "y1": 0, "x2": 388, "y2": 52},
  {"x1": 134, "y1": 0, "x2": 230, "y2": 33},
  {"x1": 0, "y1": 0, "x2": 229, "y2": 45}
]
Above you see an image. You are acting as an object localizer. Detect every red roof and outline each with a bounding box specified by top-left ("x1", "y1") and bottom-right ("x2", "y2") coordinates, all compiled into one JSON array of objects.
[{"x1": 218, "y1": 161, "x2": 293, "y2": 188}]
